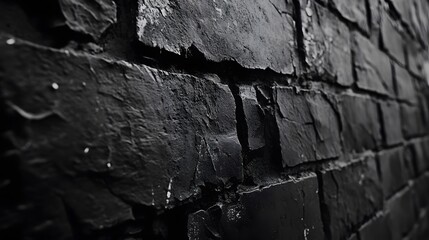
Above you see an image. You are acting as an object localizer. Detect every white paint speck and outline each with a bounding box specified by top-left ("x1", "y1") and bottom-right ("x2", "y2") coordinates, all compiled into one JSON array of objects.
[
  {"x1": 107, "y1": 162, "x2": 112, "y2": 168},
  {"x1": 84, "y1": 147, "x2": 90, "y2": 154},
  {"x1": 166, "y1": 178, "x2": 173, "y2": 204},
  {"x1": 51, "y1": 83, "x2": 59, "y2": 90},
  {"x1": 304, "y1": 228, "x2": 310, "y2": 240},
  {"x1": 6, "y1": 38, "x2": 15, "y2": 45},
  {"x1": 151, "y1": 187, "x2": 155, "y2": 206}
]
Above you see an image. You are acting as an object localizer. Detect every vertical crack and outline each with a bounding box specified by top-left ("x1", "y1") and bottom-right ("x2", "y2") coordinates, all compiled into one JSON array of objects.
[
  {"x1": 292, "y1": 0, "x2": 307, "y2": 71},
  {"x1": 228, "y1": 84, "x2": 249, "y2": 164}
]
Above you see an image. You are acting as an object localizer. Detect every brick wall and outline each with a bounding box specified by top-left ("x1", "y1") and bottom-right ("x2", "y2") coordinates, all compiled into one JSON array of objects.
[{"x1": 0, "y1": 0, "x2": 429, "y2": 239}]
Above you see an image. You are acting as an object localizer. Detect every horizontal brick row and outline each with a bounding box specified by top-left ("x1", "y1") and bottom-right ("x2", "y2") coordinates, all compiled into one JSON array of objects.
[{"x1": 0, "y1": 35, "x2": 242, "y2": 234}]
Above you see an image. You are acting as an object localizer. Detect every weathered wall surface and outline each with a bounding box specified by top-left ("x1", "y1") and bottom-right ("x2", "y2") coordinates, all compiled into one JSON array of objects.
[{"x1": 1, "y1": 0, "x2": 429, "y2": 239}]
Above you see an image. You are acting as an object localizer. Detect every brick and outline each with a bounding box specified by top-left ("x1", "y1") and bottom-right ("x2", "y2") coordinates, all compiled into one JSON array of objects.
[
  {"x1": 274, "y1": 87, "x2": 341, "y2": 167},
  {"x1": 137, "y1": 0, "x2": 296, "y2": 74},
  {"x1": 0, "y1": 35, "x2": 242, "y2": 220},
  {"x1": 378, "y1": 148, "x2": 408, "y2": 198},
  {"x1": 394, "y1": 63, "x2": 418, "y2": 104},
  {"x1": 405, "y1": 141, "x2": 429, "y2": 175},
  {"x1": 188, "y1": 174, "x2": 324, "y2": 240},
  {"x1": 387, "y1": 188, "x2": 418, "y2": 239},
  {"x1": 329, "y1": 0, "x2": 368, "y2": 33},
  {"x1": 409, "y1": 0, "x2": 429, "y2": 46},
  {"x1": 352, "y1": 32, "x2": 394, "y2": 95},
  {"x1": 418, "y1": 93, "x2": 429, "y2": 131},
  {"x1": 368, "y1": 0, "x2": 383, "y2": 43},
  {"x1": 238, "y1": 86, "x2": 265, "y2": 151},
  {"x1": 319, "y1": 157, "x2": 383, "y2": 240},
  {"x1": 359, "y1": 214, "x2": 393, "y2": 240},
  {"x1": 403, "y1": 143, "x2": 420, "y2": 179},
  {"x1": 59, "y1": 0, "x2": 117, "y2": 39},
  {"x1": 417, "y1": 140, "x2": 429, "y2": 172},
  {"x1": 401, "y1": 104, "x2": 424, "y2": 138},
  {"x1": 379, "y1": 101, "x2": 403, "y2": 146},
  {"x1": 414, "y1": 173, "x2": 429, "y2": 210},
  {"x1": 340, "y1": 95, "x2": 382, "y2": 153},
  {"x1": 301, "y1": 0, "x2": 353, "y2": 86},
  {"x1": 381, "y1": 13, "x2": 406, "y2": 65}
]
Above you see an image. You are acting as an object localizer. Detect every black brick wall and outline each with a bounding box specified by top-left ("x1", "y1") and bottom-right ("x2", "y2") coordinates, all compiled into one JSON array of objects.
[{"x1": 0, "y1": 0, "x2": 428, "y2": 239}]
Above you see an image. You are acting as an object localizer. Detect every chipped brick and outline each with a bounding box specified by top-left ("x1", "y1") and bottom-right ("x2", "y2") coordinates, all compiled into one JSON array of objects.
[
  {"x1": 301, "y1": 0, "x2": 353, "y2": 86},
  {"x1": 238, "y1": 86, "x2": 265, "y2": 151},
  {"x1": 137, "y1": 0, "x2": 297, "y2": 74},
  {"x1": 0, "y1": 35, "x2": 242, "y2": 223}
]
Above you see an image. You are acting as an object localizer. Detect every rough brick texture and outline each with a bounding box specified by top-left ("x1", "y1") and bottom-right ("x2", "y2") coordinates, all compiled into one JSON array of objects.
[{"x1": 0, "y1": 0, "x2": 428, "y2": 240}]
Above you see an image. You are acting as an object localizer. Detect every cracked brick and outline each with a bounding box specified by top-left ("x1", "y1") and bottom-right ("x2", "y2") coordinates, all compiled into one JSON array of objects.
[
  {"x1": 273, "y1": 87, "x2": 341, "y2": 167},
  {"x1": 329, "y1": 0, "x2": 368, "y2": 33},
  {"x1": 136, "y1": 0, "x2": 297, "y2": 74}
]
